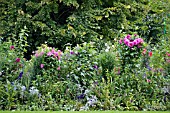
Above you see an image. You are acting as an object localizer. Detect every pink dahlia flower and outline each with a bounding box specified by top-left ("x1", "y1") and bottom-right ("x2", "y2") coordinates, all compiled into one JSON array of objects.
[{"x1": 128, "y1": 42, "x2": 134, "y2": 48}]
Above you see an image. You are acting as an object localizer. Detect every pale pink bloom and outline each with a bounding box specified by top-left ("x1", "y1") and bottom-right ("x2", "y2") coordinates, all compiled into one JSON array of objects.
[
  {"x1": 167, "y1": 59, "x2": 170, "y2": 63},
  {"x1": 166, "y1": 52, "x2": 170, "y2": 57},
  {"x1": 53, "y1": 51, "x2": 58, "y2": 57},
  {"x1": 57, "y1": 66, "x2": 60, "y2": 70},
  {"x1": 57, "y1": 50, "x2": 62, "y2": 60},
  {"x1": 51, "y1": 48, "x2": 55, "y2": 54},
  {"x1": 40, "y1": 64, "x2": 44, "y2": 68},
  {"x1": 35, "y1": 51, "x2": 40, "y2": 57},
  {"x1": 134, "y1": 34, "x2": 137, "y2": 37},
  {"x1": 35, "y1": 53, "x2": 39, "y2": 57},
  {"x1": 40, "y1": 52, "x2": 44, "y2": 56},
  {"x1": 138, "y1": 38, "x2": 144, "y2": 43},
  {"x1": 57, "y1": 50, "x2": 62, "y2": 55},
  {"x1": 147, "y1": 79, "x2": 151, "y2": 83},
  {"x1": 142, "y1": 48, "x2": 147, "y2": 55},
  {"x1": 47, "y1": 52, "x2": 53, "y2": 56},
  {"x1": 119, "y1": 39, "x2": 123, "y2": 44},
  {"x1": 58, "y1": 56, "x2": 61, "y2": 60}
]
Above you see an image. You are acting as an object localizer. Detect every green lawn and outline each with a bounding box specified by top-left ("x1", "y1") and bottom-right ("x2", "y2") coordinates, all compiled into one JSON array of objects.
[{"x1": 0, "y1": 111, "x2": 170, "y2": 113}]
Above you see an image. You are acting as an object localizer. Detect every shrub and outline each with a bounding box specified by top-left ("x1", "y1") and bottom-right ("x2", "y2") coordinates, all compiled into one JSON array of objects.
[
  {"x1": 118, "y1": 34, "x2": 145, "y2": 73},
  {"x1": 83, "y1": 69, "x2": 168, "y2": 111},
  {"x1": 0, "y1": 39, "x2": 26, "y2": 82},
  {"x1": 1, "y1": 0, "x2": 169, "y2": 58},
  {"x1": 0, "y1": 40, "x2": 28, "y2": 110}
]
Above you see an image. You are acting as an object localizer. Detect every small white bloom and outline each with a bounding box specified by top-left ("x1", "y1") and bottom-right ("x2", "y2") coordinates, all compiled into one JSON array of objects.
[
  {"x1": 90, "y1": 41, "x2": 95, "y2": 46},
  {"x1": 84, "y1": 89, "x2": 90, "y2": 94},
  {"x1": 21, "y1": 86, "x2": 26, "y2": 91},
  {"x1": 65, "y1": 46, "x2": 69, "y2": 51},
  {"x1": 83, "y1": 42, "x2": 87, "y2": 46},
  {"x1": 29, "y1": 87, "x2": 39, "y2": 95},
  {"x1": 105, "y1": 49, "x2": 109, "y2": 52},
  {"x1": 86, "y1": 95, "x2": 98, "y2": 106}
]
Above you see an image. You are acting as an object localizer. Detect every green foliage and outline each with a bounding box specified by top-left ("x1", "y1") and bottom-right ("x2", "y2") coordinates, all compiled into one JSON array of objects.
[
  {"x1": 1, "y1": 39, "x2": 170, "y2": 110},
  {"x1": 0, "y1": 40, "x2": 26, "y2": 82},
  {"x1": 0, "y1": 0, "x2": 170, "y2": 111},
  {"x1": 29, "y1": 42, "x2": 98, "y2": 87},
  {"x1": 0, "y1": 0, "x2": 77, "y2": 58},
  {"x1": 118, "y1": 34, "x2": 145, "y2": 73},
  {"x1": 81, "y1": 69, "x2": 168, "y2": 111},
  {"x1": 64, "y1": 42, "x2": 98, "y2": 87},
  {"x1": 1, "y1": 0, "x2": 169, "y2": 58},
  {"x1": 97, "y1": 51, "x2": 116, "y2": 81}
]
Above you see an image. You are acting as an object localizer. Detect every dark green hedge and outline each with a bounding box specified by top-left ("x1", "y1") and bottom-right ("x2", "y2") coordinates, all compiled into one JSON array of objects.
[{"x1": 0, "y1": 0, "x2": 169, "y2": 59}]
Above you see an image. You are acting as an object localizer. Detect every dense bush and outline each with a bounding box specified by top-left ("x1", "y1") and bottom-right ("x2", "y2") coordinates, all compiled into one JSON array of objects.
[
  {"x1": 0, "y1": 39, "x2": 26, "y2": 82},
  {"x1": 0, "y1": 0, "x2": 169, "y2": 59},
  {"x1": 118, "y1": 34, "x2": 145, "y2": 73}
]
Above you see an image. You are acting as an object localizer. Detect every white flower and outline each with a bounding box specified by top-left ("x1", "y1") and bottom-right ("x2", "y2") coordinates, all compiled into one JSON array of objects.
[
  {"x1": 105, "y1": 48, "x2": 109, "y2": 52},
  {"x1": 84, "y1": 89, "x2": 90, "y2": 94},
  {"x1": 20, "y1": 86, "x2": 26, "y2": 96},
  {"x1": 80, "y1": 105, "x2": 89, "y2": 111},
  {"x1": 90, "y1": 41, "x2": 95, "y2": 46},
  {"x1": 83, "y1": 42, "x2": 87, "y2": 46},
  {"x1": 29, "y1": 87, "x2": 39, "y2": 95},
  {"x1": 21, "y1": 86, "x2": 26, "y2": 91},
  {"x1": 86, "y1": 95, "x2": 98, "y2": 106}
]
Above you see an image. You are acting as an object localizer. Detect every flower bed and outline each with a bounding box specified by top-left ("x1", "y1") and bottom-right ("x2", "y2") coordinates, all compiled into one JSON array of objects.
[{"x1": 0, "y1": 34, "x2": 170, "y2": 111}]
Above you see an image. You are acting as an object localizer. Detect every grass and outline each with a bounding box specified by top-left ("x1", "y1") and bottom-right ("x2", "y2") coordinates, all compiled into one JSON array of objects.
[{"x1": 0, "y1": 111, "x2": 170, "y2": 113}]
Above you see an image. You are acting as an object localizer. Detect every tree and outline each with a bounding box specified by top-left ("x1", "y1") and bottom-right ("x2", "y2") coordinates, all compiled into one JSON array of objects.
[{"x1": 0, "y1": 0, "x2": 169, "y2": 59}]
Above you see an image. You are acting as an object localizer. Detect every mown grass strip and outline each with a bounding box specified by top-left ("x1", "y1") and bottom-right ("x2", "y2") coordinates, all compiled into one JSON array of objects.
[{"x1": 0, "y1": 111, "x2": 170, "y2": 113}]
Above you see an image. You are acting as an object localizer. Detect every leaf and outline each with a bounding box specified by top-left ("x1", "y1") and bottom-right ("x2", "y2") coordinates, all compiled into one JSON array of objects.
[
  {"x1": 73, "y1": 32, "x2": 76, "y2": 38},
  {"x1": 67, "y1": 24, "x2": 74, "y2": 30},
  {"x1": 105, "y1": 12, "x2": 109, "y2": 18},
  {"x1": 125, "y1": 5, "x2": 131, "y2": 9},
  {"x1": 60, "y1": 29, "x2": 66, "y2": 36},
  {"x1": 8, "y1": 60, "x2": 12, "y2": 63},
  {"x1": 95, "y1": 16, "x2": 103, "y2": 21}
]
